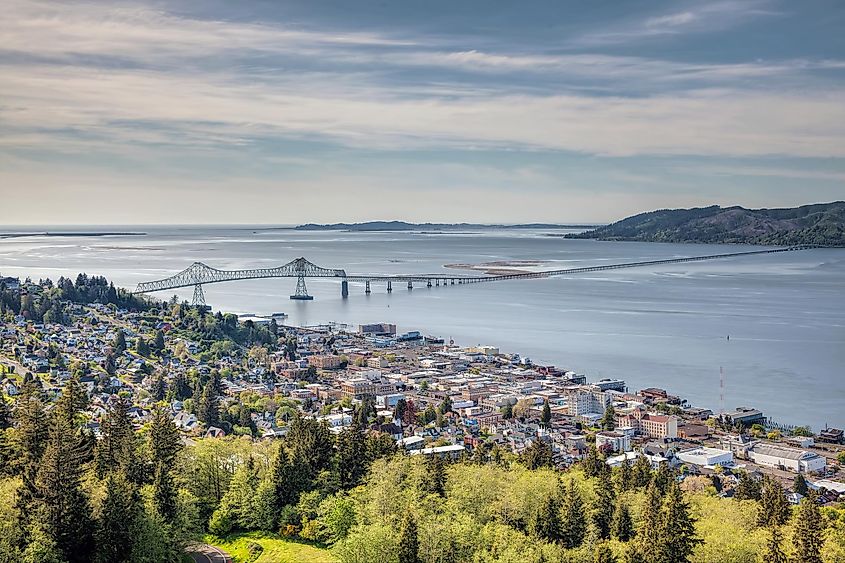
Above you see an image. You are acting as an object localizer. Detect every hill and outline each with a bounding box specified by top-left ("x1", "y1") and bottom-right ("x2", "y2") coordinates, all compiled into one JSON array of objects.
[{"x1": 566, "y1": 201, "x2": 845, "y2": 246}]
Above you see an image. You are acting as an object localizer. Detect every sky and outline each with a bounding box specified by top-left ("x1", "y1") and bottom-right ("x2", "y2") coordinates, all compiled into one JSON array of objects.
[{"x1": 1, "y1": 0, "x2": 844, "y2": 225}]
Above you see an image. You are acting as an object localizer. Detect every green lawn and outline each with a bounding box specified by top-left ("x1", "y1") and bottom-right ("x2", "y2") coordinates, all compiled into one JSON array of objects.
[{"x1": 205, "y1": 532, "x2": 337, "y2": 563}]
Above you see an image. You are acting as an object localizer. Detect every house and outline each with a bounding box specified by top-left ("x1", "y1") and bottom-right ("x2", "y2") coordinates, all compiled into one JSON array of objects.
[
  {"x1": 748, "y1": 443, "x2": 826, "y2": 474},
  {"x1": 818, "y1": 428, "x2": 844, "y2": 444},
  {"x1": 398, "y1": 435, "x2": 425, "y2": 451},
  {"x1": 173, "y1": 412, "x2": 199, "y2": 431},
  {"x1": 205, "y1": 426, "x2": 225, "y2": 438}
]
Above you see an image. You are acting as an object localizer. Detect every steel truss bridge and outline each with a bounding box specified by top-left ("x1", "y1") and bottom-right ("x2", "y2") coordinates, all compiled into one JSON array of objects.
[{"x1": 133, "y1": 246, "x2": 819, "y2": 306}]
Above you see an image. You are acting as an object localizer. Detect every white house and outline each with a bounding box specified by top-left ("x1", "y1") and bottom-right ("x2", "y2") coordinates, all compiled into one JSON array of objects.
[{"x1": 676, "y1": 447, "x2": 734, "y2": 468}]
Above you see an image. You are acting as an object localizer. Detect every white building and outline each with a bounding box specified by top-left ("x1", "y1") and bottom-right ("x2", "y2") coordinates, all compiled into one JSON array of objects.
[
  {"x1": 595, "y1": 430, "x2": 632, "y2": 453},
  {"x1": 748, "y1": 443, "x2": 826, "y2": 474},
  {"x1": 568, "y1": 389, "x2": 611, "y2": 417},
  {"x1": 676, "y1": 447, "x2": 734, "y2": 468}
]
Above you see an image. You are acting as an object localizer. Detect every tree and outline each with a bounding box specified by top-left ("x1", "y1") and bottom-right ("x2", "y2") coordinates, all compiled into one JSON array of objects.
[
  {"x1": 793, "y1": 473, "x2": 809, "y2": 496},
  {"x1": 541, "y1": 399, "x2": 551, "y2": 427},
  {"x1": 530, "y1": 493, "x2": 561, "y2": 543},
  {"x1": 522, "y1": 438, "x2": 553, "y2": 470},
  {"x1": 151, "y1": 372, "x2": 166, "y2": 402},
  {"x1": 196, "y1": 381, "x2": 220, "y2": 428},
  {"x1": 560, "y1": 479, "x2": 587, "y2": 549},
  {"x1": 757, "y1": 475, "x2": 789, "y2": 527},
  {"x1": 583, "y1": 444, "x2": 607, "y2": 478},
  {"x1": 734, "y1": 471, "x2": 762, "y2": 501},
  {"x1": 113, "y1": 330, "x2": 126, "y2": 353},
  {"x1": 35, "y1": 415, "x2": 94, "y2": 563},
  {"x1": 398, "y1": 511, "x2": 420, "y2": 563},
  {"x1": 55, "y1": 377, "x2": 88, "y2": 423},
  {"x1": 612, "y1": 498, "x2": 634, "y2": 542},
  {"x1": 792, "y1": 494, "x2": 824, "y2": 563},
  {"x1": 95, "y1": 471, "x2": 139, "y2": 563},
  {"x1": 762, "y1": 525, "x2": 788, "y2": 563},
  {"x1": 601, "y1": 404, "x2": 616, "y2": 431},
  {"x1": 148, "y1": 405, "x2": 182, "y2": 468},
  {"x1": 135, "y1": 337, "x2": 150, "y2": 357},
  {"x1": 334, "y1": 422, "x2": 367, "y2": 489},
  {"x1": 13, "y1": 383, "x2": 50, "y2": 504},
  {"x1": 632, "y1": 454, "x2": 652, "y2": 488},
  {"x1": 0, "y1": 392, "x2": 10, "y2": 430},
  {"x1": 594, "y1": 543, "x2": 617, "y2": 563},
  {"x1": 659, "y1": 481, "x2": 701, "y2": 563},
  {"x1": 592, "y1": 470, "x2": 616, "y2": 539},
  {"x1": 152, "y1": 330, "x2": 165, "y2": 354},
  {"x1": 393, "y1": 398, "x2": 407, "y2": 422},
  {"x1": 422, "y1": 454, "x2": 447, "y2": 497},
  {"x1": 152, "y1": 462, "x2": 177, "y2": 522},
  {"x1": 95, "y1": 397, "x2": 138, "y2": 481},
  {"x1": 636, "y1": 481, "x2": 663, "y2": 562},
  {"x1": 616, "y1": 458, "x2": 633, "y2": 492},
  {"x1": 501, "y1": 402, "x2": 514, "y2": 420}
]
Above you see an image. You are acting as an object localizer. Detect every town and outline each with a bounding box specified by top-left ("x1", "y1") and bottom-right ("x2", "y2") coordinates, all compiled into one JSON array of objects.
[{"x1": 2, "y1": 273, "x2": 843, "y2": 510}]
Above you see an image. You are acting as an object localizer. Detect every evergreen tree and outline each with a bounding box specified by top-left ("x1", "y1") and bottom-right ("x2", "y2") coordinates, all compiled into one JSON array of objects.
[
  {"x1": 734, "y1": 471, "x2": 762, "y2": 501},
  {"x1": 0, "y1": 391, "x2": 12, "y2": 430},
  {"x1": 541, "y1": 398, "x2": 551, "y2": 427},
  {"x1": 423, "y1": 454, "x2": 447, "y2": 497},
  {"x1": 611, "y1": 498, "x2": 634, "y2": 542},
  {"x1": 196, "y1": 381, "x2": 220, "y2": 428},
  {"x1": 95, "y1": 471, "x2": 139, "y2": 563},
  {"x1": 398, "y1": 511, "x2": 420, "y2": 563},
  {"x1": 55, "y1": 377, "x2": 88, "y2": 423},
  {"x1": 592, "y1": 470, "x2": 616, "y2": 539},
  {"x1": 152, "y1": 462, "x2": 178, "y2": 522},
  {"x1": 113, "y1": 330, "x2": 126, "y2": 353},
  {"x1": 270, "y1": 446, "x2": 297, "y2": 517},
  {"x1": 393, "y1": 398, "x2": 407, "y2": 422},
  {"x1": 12, "y1": 382, "x2": 50, "y2": 503},
  {"x1": 757, "y1": 475, "x2": 790, "y2": 527},
  {"x1": 762, "y1": 525, "x2": 788, "y2": 563},
  {"x1": 152, "y1": 330, "x2": 165, "y2": 353},
  {"x1": 793, "y1": 473, "x2": 809, "y2": 496},
  {"x1": 600, "y1": 404, "x2": 616, "y2": 431},
  {"x1": 173, "y1": 370, "x2": 191, "y2": 400},
  {"x1": 636, "y1": 481, "x2": 663, "y2": 562},
  {"x1": 652, "y1": 461, "x2": 672, "y2": 495},
  {"x1": 560, "y1": 479, "x2": 587, "y2": 549},
  {"x1": 582, "y1": 444, "x2": 607, "y2": 478},
  {"x1": 659, "y1": 481, "x2": 701, "y2": 563},
  {"x1": 792, "y1": 494, "x2": 824, "y2": 563},
  {"x1": 151, "y1": 372, "x2": 166, "y2": 402},
  {"x1": 530, "y1": 494, "x2": 561, "y2": 543},
  {"x1": 501, "y1": 402, "x2": 514, "y2": 420},
  {"x1": 522, "y1": 438, "x2": 553, "y2": 470},
  {"x1": 148, "y1": 405, "x2": 181, "y2": 468},
  {"x1": 632, "y1": 454, "x2": 652, "y2": 488},
  {"x1": 95, "y1": 396, "x2": 138, "y2": 481},
  {"x1": 616, "y1": 458, "x2": 633, "y2": 492},
  {"x1": 35, "y1": 415, "x2": 94, "y2": 563},
  {"x1": 286, "y1": 415, "x2": 335, "y2": 481},
  {"x1": 334, "y1": 422, "x2": 367, "y2": 489},
  {"x1": 594, "y1": 543, "x2": 618, "y2": 563}
]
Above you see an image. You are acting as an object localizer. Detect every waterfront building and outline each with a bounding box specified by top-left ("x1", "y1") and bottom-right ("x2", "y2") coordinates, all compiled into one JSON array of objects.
[{"x1": 748, "y1": 443, "x2": 826, "y2": 474}]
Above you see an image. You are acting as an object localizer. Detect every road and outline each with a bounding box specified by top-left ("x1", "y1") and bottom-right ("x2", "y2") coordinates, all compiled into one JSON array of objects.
[{"x1": 186, "y1": 543, "x2": 233, "y2": 563}]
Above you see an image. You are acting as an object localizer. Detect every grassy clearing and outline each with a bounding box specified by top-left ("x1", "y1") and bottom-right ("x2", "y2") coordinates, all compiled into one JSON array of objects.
[{"x1": 205, "y1": 532, "x2": 337, "y2": 563}]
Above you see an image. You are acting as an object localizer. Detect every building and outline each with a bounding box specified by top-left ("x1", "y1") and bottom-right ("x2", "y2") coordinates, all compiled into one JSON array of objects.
[
  {"x1": 595, "y1": 430, "x2": 631, "y2": 453},
  {"x1": 819, "y1": 428, "x2": 844, "y2": 444},
  {"x1": 723, "y1": 407, "x2": 765, "y2": 427},
  {"x1": 308, "y1": 355, "x2": 344, "y2": 369},
  {"x1": 592, "y1": 378, "x2": 626, "y2": 392},
  {"x1": 340, "y1": 378, "x2": 396, "y2": 400},
  {"x1": 748, "y1": 443, "x2": 826, "y2": 474},
  {"x1": 568, "y1": 389, "x2": 611, "y2": 417},
  {"x1": 359, "y1": 323, "x2": 397, "y2": 335},
  {"x1": 676, "y1": 447, "x2": 733, "y2": 468},
  {"x1": 409, "y1": 444, "x2": 466, "y2": 460},
  {"x1": 617, "y1": 408, "x2": 678, "y2": 439},
  {"x1": 367, "y1": 356, "x2": 389, "y2": 369}
]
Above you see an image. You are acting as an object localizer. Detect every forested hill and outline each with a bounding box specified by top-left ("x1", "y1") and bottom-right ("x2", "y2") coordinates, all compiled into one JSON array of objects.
[{"x1": 566, "y1": 202, "x2": 845, "y2": 246}]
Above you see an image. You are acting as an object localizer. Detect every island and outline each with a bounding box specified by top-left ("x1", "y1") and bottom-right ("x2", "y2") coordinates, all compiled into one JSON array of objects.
[
  {"x1": 294, "y1": 221, "x2": 600, "y2": 231},
  {"x1": 564, "y1": 201, "x2": 845, "y2": 246}
]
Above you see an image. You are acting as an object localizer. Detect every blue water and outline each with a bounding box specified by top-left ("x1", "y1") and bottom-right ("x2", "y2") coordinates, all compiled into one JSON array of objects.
[{"x1": 2, "y1": 226, "x2": 843, "y2": 430}]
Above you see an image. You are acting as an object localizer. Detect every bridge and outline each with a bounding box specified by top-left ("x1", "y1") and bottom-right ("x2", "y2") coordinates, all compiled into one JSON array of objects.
[{"x1": 133, "y1": 245, "x2": 819, "y2": 306}]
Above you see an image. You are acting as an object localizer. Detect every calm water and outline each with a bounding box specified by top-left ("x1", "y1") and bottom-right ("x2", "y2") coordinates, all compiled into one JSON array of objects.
[{"x1": 2, "y1": 226, "x2": 843, "y2": 430}]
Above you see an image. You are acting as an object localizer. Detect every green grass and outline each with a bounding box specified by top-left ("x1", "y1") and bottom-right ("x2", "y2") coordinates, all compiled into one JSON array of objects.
[{"x1": 205, "y1": 532, "x2": 337, "y2": 563}]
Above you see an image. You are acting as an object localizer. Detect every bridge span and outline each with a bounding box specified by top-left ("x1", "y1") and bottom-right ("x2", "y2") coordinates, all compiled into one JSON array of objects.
[{"x1": 133, "y1": 245, "x2": 818, "y2": 306}]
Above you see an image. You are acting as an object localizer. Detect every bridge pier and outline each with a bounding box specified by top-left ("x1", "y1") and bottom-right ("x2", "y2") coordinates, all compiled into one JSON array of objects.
[
  {"x1": 290, "y1": 273, "x2": 313, "y2": 300},
  {"x1": 450, "y1": 279, "x2": 454, "y2": 285},
  {"x1": 408, "y1": 280, "x2": 413, "y2": 290},
  {"x1": 435, "y1": 279, "x2": 440, "y2": 287},
  {"x1": 427, "y1": 280, "x2": 432, "y2": 288},
  {"x1": 192, "y1": 283, "x2": 206, "y2": 307},
  {"x1": 387, "y1": 280, "x2": 392, "y2": 293},
  {"x1": 365, "y1": 280, "x2": 371, "y2": 294},
  {"x1": 341, "y1": 279, "x2": 349, "y2": 298}
]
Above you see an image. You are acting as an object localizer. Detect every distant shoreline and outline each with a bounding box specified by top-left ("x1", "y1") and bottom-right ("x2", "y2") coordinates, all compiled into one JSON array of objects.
[
  {"x1": 292, "y1": 221, "x2": 602, "y2": 231},
  {"x1": 0, "y1": 232, "x2": 146, "y2": 239}
]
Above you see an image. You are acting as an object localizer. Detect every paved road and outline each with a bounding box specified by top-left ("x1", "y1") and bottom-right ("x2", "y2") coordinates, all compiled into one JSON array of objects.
[{"x1": 186, "y1": 543, "x2": 233, "y2": 563}]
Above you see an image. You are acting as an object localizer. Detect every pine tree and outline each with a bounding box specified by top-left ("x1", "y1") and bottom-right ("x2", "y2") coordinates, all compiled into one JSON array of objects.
[
  {"x1": 398, "y1": 511, "x2": 420, "y2": 563},
  {"x1": 95, "y1": 396, "x2": 138, "y2": 481},
  {"x1": 153, "y1": 330, "x2": 165, "y2": 353},
  {"x1": 113, "y1": 330, "x2": 126, "y2": 353},
  {"x1": 334, "y1": 422, "x2": 367, "y2": 489},
  {"x1": 151, "y1": 372, "x2": 166, "y2": 402},
  {"x1": 659, "y1": 481, "x2": 701, "y2": 563},
  {"x1": 531, "y1": 493, "x2": 561, "y2": 543},
  {"x1": 0, "y1": 391, "x2": 11, "y2": 430},
  {"x1": 501, "y1": 402, "x2": 514, "y2": 420},
  {"x1": 652, "y1": 462, "x2": 672, "y2": 495},
  {"x1": 601, "y1": 404, "x2": 616, "y2": 431},
  {"x1": 135, "y1": 337, "x2": 150, "y2": 357},
  {"x1": 632, "y1": 455, "x2": 652, "y2": 488},
  {"x1": 793, "y1": 473, "x2": 809, "y2": 496},
  {"x1": 792, "y1": 494, "x2": 824, "y2": 563},
  {"x1": 148, "y1": 405, "x2": 181, "y2": 468},
  {"x1": 757, "y1": 475, "x2": 790, "y2": 527},
  {"x1": 594, "y1": 542, "x2": 618, "y2": 563},
  {"x1": 583, "y1": 444, "x2": 607, "y2": 478},
  {"x1": 173, "y1": 370, "x2": 191, "y2": 400},
  {"x1": 35, "y1": 415, "x2": 94, "y2": 563},
  {"x1": 152, "y1": 462, "x2": 178, "y2": 522},
  {"x1": 12, "y1": 382, "x2": 49, "y2": 503},
  {"x1": 592, "y1": 470, "x2": 616, "y2": 539},
  {"x1": 541, "y1": 398, "x2": 551, "y2": 427},
  {"x1": 196, "y1": 381, "x2": 220, "y2": 428},
  {"x1": 56, "y1": 377, "x2": 88, "y2": 423},
  {"x1": 522, "y1": 438, "x2": 553, "y2": 470},
  {"x1": 561, "y1": 479, "x2": 587, "y2": 549},
  {"x1": 611, "y1": 498, "x2": 634, "y2": 542},
  {"x1": 636, "y1": 481, "x2": 663, "y2": 562},
  {"x1": 734, "y1": 471, "x2": 762, "y2": 501},
  {"x1": 423, "y1": 453, "x2": 447, "y2": 497},
  {"x1": 95, "y1": 471, "x2": 139, "y2": 563},
  {"x1": 762, "y1": 526, "x2": 788, "y2": 563},
  {"x1": 616, "y1": 458, "x2": 633, "y2": 492}
]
